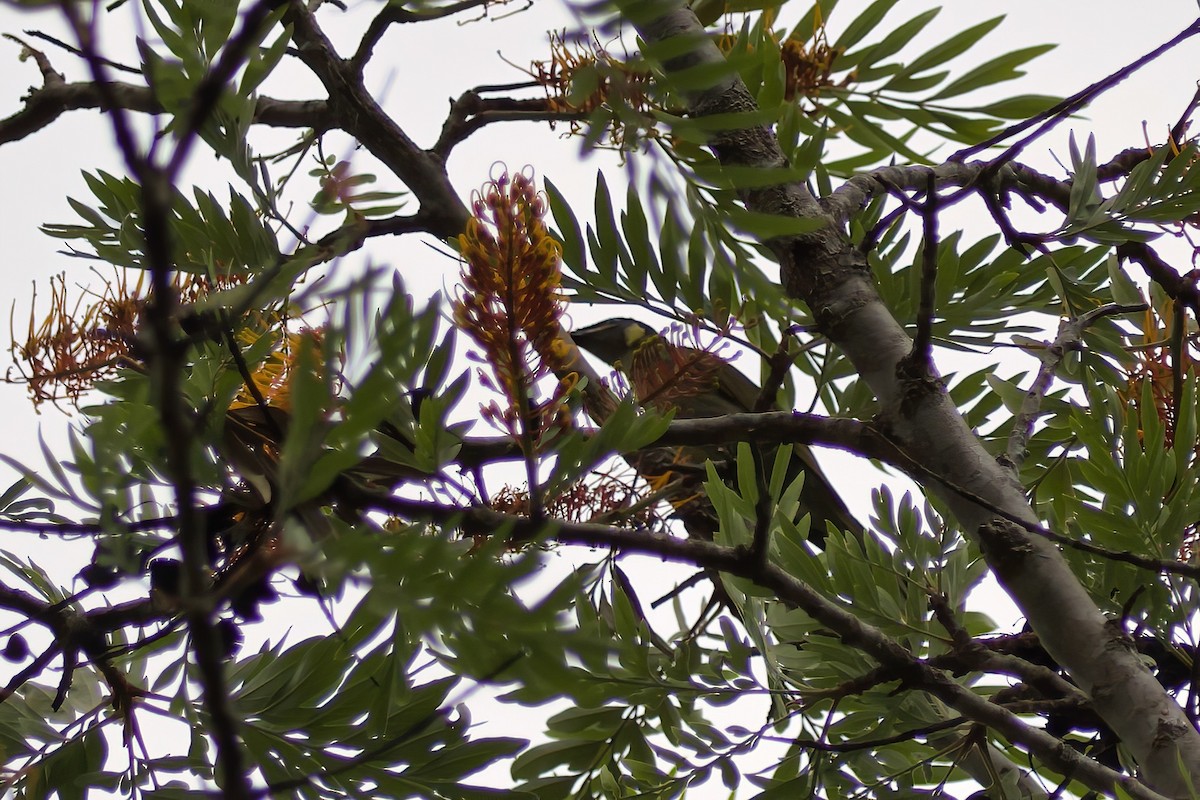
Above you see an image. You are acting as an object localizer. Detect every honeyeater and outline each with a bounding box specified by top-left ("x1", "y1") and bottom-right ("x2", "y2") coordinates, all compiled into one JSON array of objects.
[{"x1": 570, "y1": 318, "x2": 860, "y2": 548}]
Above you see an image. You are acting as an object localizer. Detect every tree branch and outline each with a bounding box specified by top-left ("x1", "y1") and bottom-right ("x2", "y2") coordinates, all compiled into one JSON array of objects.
[
  {"x1": 1119, "y1": 241, "x2": 1200, "y2": 318},
  {"x1": 0, "y1": 77, "x2": 332, "y2": 145},
  {"x1": 953, "y1": 18, "x2": 1200, "y2": 167},
  {"x1": 432, "y1": 90, "x2": 582, "y2": 156},
  {"x1": 824, "y1": 160, "x2": 1073, "y2": 227},
  {"x1": 283, "y1": 0, "x2": 469, "y2": 239},
  {"x1": 350, "y1": 0, "x2": 495, "y2": 71},
  {"x1": 1005, "y1": 303, "x2": 1146, "y2": 470},
  {"x1": 911, "y1": 173, "x2": 939, "y2": 370},
  {"x1": 55, "y1": 3, "x2": 250, "y2": 792}
]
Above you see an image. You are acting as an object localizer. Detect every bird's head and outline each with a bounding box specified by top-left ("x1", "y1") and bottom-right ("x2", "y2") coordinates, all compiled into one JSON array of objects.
[{"x1": 570, "y1": 318, "x2": 658, "y2": 367}]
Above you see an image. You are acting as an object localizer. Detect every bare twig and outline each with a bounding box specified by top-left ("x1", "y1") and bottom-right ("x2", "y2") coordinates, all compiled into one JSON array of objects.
[
  {"x1": 0, "y1": 514, "x2": 179, "y2": 535},
  {"x1": 59, "y1": 4, "x2": 141, "y2": 176},
  {"x1": 0, "y1": 77, "x2": 331, "y2": 145},
  {"x1": 1118, "y1": 241, "x2": 1200, "y2": 318},
  {"x1": 953, "y1": 19, "x2": 1200, "y2": 167},
  {"x1": 2, "y1": 34, "x2": 65, "y2": 85},
  {"x1": 350, "y1": 0, "x2": 494, "y2": 70},
  {"x1": 0, "y1": 644, "x2": 60, "y2": 704},
  {"x1": 433, "y1": 90, "x2": 581, "y2": 156},
  {"x1": 17, "y1": 29, "x2": 140, "y2": 74},
  {"x1": 784, "y1": 717, "x2": 968, "y2": 753},
  {"x1": 57, "y1": 1, "x2": 252, "y2": 793},
  {"x1": 753, "y1": 332, "x2": 795, "y2": 413}
]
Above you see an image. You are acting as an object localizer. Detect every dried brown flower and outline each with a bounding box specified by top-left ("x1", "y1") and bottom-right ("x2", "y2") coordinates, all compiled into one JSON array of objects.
[
  {"x1": 12, "y1": 271, "x2": 233, "y2": 406},
  {"x1": 530, "y1": 31, "x2": 657, "y2": 150}
]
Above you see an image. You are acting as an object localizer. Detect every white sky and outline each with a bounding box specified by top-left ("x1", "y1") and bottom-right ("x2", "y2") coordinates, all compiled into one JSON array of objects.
[{"x1": 1, "y1": 0, "x2": 1199, "y2": 794}]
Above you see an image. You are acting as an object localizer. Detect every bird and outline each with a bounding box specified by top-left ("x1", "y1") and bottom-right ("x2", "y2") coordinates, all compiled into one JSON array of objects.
[
  {"x1": 221, "y1": 401, "x2": 436, "y2": 507},
  {"x1": 569, "y1": 317, "x2": 861, "y2": 548},
  {"x1": 217, "y1": 401, "x2": 434, "y2": 557}
]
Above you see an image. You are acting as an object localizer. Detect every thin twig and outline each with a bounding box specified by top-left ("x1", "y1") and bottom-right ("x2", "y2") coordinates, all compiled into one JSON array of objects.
[
  {"x1": 911, "y1": 173, "x2": 939, "y2": 370},
  {"x1": 1006, "y1": 303, "x2": 1146, "y2": 470},
  {"x1": 953, "y1": 19, "x2": 1200, "y2": 166},
  {"x1": 18, "y1": 28, "x2": 140, "y2": 74},
  {"x1": 783, "y1": 716, "x2": 968, "y2": 753},
  {"x1": 1118, "y1": 241, "x2": 1200, "y2": 318},
  {"x1": 432, "y1": 90, "x2": 581, "y2": 156},
  {"x1": 350, "y1": 0, "x2": 494, "y2": 70},
  {"x1": 59, "y1": 1, "x2": 253, "y2": 792}
]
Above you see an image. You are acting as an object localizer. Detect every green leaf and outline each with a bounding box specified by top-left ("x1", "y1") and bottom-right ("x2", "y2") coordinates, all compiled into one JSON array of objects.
[
  {"x1": 724, "y1": 207, "x2": 826, "y2": 239},
  {"x1": 986, "y1": 373, "x2": 1029, "y2": 414},
  {"x1": 903, "y1": 15, "x2": 1004, "y2": 76},
  {"x1": 240, "y1": 21, "x2": 291, "y2": 96},
  {"x1": 847, "y1": 8, "x2": 940, "y2": 74},
  {"x1": 1106, "y1": 253, "x2": 1144, "y2": 307},
  {"x1": 973, "y1": 93, "x2": 1059, "y2": 119},
  {"x1": 510, "y1": 739, "x2": 609, "y2": 780},
  {"x1": 736, "y1": 441, "x2": 759, "y2": 506},
  {"x1": 833, "y1": 0, "x2": 901, "y2": 53},
  {"x1": 930, "y1": 44, "x2": 1056, "y2": 100},
  {"x1": 546, "y1": 177, "x2": 586, "y2": 272}
]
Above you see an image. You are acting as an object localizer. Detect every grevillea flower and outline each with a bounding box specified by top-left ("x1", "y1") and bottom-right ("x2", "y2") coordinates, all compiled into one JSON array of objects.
[
  {"x1": 530, "y1": 31, "x2": 656, "y2": 151},
  {"x1": 229, "y1": 323, "x2": 328, "y2": 414},
  {"x1": 1121, "y1": 301, "x2": 1197, "y2": 449},
  {"x1": 715, "y1": 12, "x2": 848, "y2": 106},
  {"x1": 1117, "y1": 299, "x2": 1200, "y2": 559},
  {"x1": 453, "y1": 166, "x2": 572, "y2": 446}
]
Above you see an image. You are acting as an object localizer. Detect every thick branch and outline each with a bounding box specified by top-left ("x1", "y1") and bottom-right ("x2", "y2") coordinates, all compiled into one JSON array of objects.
[
  {"x1": 283, "y1": 1, "x2": 469, "y2": 238},
  {"x1": 0, "y1": 78, "x2": 332, "y2": 145}
]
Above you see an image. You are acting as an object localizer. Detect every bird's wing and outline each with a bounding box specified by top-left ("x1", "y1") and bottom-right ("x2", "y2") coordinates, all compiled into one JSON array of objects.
[
  {"x1": 711, "y1": 355, "x2": 764, "y2": 413},
  {"x1": 792, "y1": 444, "x2": 862, "y2": 541}
]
